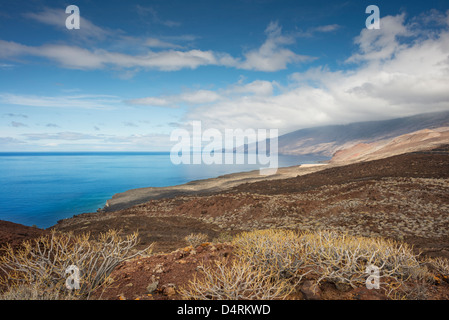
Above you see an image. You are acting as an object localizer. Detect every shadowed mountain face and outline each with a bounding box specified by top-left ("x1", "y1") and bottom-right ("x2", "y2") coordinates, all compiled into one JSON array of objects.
[{"x1": 276, "y1": 110, "x2": 449, "y2": 156}]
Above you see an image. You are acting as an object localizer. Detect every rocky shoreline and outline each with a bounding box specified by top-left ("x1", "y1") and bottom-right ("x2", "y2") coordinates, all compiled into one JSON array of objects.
[{"x1": 102, "y1": 163, "x2": 329, "y2": 212}]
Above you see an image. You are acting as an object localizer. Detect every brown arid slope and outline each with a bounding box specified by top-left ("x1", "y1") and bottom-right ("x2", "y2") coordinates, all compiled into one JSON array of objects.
[
  {"x1": 103, "y1": 164, "x2": 328, "y2": 212},
  {"x1": 0, "y1": 221, "x2": 48, "y2": 251},
  {"x1": 1, "y1": 145, "x2": 449, "y2": 300},
  {"x1": 42, "y1": 146, "x2": 449, "y2": 300},
  {"x1": 103, "y1": 125, "x2": 449, "y2": 213},
  {"x1": 53, "y1": 148, "x2": 449, "y2": 256}
]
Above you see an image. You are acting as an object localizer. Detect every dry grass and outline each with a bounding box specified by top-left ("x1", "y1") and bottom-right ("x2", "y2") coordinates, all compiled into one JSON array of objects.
[
  {"x1": 425, "y1": 256, "x2": 449, "y2": 279},
  {"x1": 0, "y1": 281, "x2": 78, "y2": 300},
  {"x1": 179, "y1": 257, "x2": 294, "y2": 300},
  {"x1": 0, "y1": 229, "x2": 153, "y2": 300},
  {"x1": 184, "y1": 233, "x2": 209, "y2": 247},
  {"x1": 232, "y1": 229, "x2": 309, "y2": 280}
]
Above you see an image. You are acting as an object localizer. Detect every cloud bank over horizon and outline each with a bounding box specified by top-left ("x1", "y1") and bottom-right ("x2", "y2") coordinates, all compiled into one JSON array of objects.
[{"x1": 129, "y1": 12, "x2": 449, "y2": 134}]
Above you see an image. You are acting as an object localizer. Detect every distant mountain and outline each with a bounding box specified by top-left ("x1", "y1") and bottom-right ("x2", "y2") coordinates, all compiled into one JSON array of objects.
[
  {"x1": 275, "y1": 110, "x2": 449, "y2": 157},
  {"x1": 330, "y1": 127, "x2": 449, "y2": 163}
]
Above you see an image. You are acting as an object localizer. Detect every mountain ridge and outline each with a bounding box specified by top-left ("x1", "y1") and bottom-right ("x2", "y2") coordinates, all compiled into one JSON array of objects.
[{"x1": 276, "y1": 110, "x2": 449, "y2": 156}]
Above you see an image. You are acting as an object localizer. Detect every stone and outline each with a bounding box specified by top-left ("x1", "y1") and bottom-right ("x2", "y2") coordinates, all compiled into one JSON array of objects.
[
  {"x1": 335, "y1": 282, "x2": 352, "y2": 292},
  {"x1": 163, "y1": 286, "x2": 176, "y2": 296},
  {"x1": 300, "y1": 280, "x2": 321, "y2": 300},
  {"x1": 153, "y1": 263, "x2": 164, "y2": 273},
  {"x1": 146, "y1": 281, "x2": 159, "y2": 294}
]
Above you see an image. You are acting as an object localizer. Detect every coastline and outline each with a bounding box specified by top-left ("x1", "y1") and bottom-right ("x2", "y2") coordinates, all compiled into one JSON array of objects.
[
  {"x1": 104, "y1": 125, "x2": 449, "y2": 212},
  {"x1": 103, "y1": 163, "x2": 330, "y2": 212}
]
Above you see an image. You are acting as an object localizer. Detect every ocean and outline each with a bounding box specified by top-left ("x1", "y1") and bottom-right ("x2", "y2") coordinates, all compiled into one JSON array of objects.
[{"x1": 0, "y1": 152, "x2": 328, "y2": 228}]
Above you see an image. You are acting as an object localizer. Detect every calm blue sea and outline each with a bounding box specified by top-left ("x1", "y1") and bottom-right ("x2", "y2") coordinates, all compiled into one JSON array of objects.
[{"x1": 0, "y1": 152, "x2": 328, "y2": 228}]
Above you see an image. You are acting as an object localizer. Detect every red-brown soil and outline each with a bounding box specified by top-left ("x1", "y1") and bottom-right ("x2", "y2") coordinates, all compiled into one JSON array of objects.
[{"x1": 0, "y1": 220, "x2": 48, "y2": 250}]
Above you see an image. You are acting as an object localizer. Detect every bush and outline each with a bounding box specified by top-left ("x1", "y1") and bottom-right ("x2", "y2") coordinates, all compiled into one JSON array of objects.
[
  {"x1": 177, "y1": 229, "x2": 433, "y2": 300},
  {"x1": 184, "y1": 233, "x2": 209, "y2": 247},
  {"x1": 212, "y1": 231, "x2": 235, "y2": 244},
  {"x1": 232, "y1": 229, "x2": 308, "y2": 280},
  {"x1": 0, "y1": 229, "x2": 153, "y2": 299},
  {"x1": 232, "y1": 229, "x2": 430, "y2": 297},
  {"x1": 179, "y1": 257, "x2": 294, "y2": 300},
  {"x1": 424, "y1": 256, "x2": 449, "y2": 280},
  {"x1": 0, "y1": 281, "x2": 78, "y2": 300},
  {"x1": 296, "y1": 230, "x2": 428, "y2": 291}
]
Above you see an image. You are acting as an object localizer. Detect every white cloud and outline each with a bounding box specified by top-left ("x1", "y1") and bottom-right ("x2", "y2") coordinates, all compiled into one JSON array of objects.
[
  {"x1": 347, "y1": 13, "x2": 412, "y2": 63},
  {"x1": 3, "y1": 113, "x2": 28, "y2": 118},
  {"x1": 10, "y1": 121, "x2": 28, "y2": 128},
  {"x1": 312, "y1": 24, "x2": 341, "y2": 33},
  {"x1": 126, "y1": 96, "x2": 174, "y2": 107},
  {"x1": 104, "y1": 133, "x2": 171, "y2": 146},
  {"x1": 118, "y1": 13, "x2": 449, "y2": 138},
  {"x1": 24, "y1": 7, "x2": 190, "y2": 52},
  {"x1": 123, "y1": 122, "x2": 139, "y2": 127},
  {"x1": 46, "y1": 123, "x2": 60, "y2": 128},
  {"x1": 126, "y1": 89, "x2": 221, "y2": 107},
  {"x1": 7, "y1": 131, "x2": 171, "y2": 151},
  {"x1": 296, "y1": 24, "x2": 342, "y2": 38},
  {"x1": 4, "y1": 11, "x2": 448, "y2": 151},
  {"x1": 126, "y1": 80, "x2": 276, "y2": 108},
  {"x1": 135, "y1": 5, "x2": 181, "y2": 27},
  {"x1": 145, "y1": 37, "x2": 183, "y2": 49},
  {"x1": 0, "y1": 63, "x2": 14, "y2": 69},
  {"x1": 178, "y1": 90, "x2": 222, "y2": 104},
  {"x1": 0, "y1": 40, "x2": 230, "y2": 71},
  {"x1": 0, "y1": 93, "x2": 120, "y2": 109},
  {"x1": 24, "y1": 8, "x2": 114, "y2": 41},
  {"x1": 177, "y1": 12, "x2": 449, "y2": 134},
  {"x1": 228, "y1": 80, "x2": 275, "y2": 96},
  {"x1": 237, "y1": 21, "x2": 314, "y2": 71},
  {"x1": 0, "y1": 20, "x2": 311, "y2": 72},
  {"x1": 0, "y1": 137, "x2": 25, "y2": 144},
  {"x1": 23, "y1": 132, "x2": 100, "y2": 141}
]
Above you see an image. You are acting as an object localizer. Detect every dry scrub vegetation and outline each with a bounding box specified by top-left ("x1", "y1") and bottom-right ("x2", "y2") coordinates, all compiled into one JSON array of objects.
[
  {"x1": 184, "y1": 233, "x2": 209, "y2": 247},
  {"x1": 181, "y1": 229, "x2": 447, "y2": 300},
  {"x1": 0, "y1": 229, "x2": 153, "y2": 300},
  {"x1": 1, "y1": 228, "x2": 448, "y2": 300},
  {"x1": 179, "y1": 258, "x2": 294, "y2": 300}
]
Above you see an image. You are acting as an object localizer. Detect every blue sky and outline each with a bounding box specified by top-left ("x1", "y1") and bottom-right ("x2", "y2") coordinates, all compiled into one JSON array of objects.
[{"x1": 0, "y1": 0, "x2": 448, "y2": 151}]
